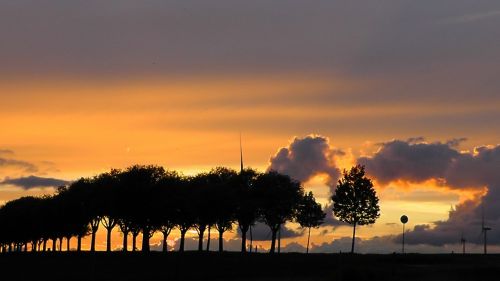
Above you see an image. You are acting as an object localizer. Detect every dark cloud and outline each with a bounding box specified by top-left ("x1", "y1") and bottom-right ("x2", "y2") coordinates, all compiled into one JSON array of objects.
[
  {"x1": 0, "y1": 175, "x2": 69, "y2": 190},
  {"x1": 1, "y1": 0, "x2": 499, "y2": 86},
  {"x1": 0, "y1": 157, "x2": 38, "y2": 173},
  {"x1": 0, "y1": 149, "x2": 14, "y2": 155},
  {"x1": 360, "y1": 139, "x2": 500, "y2": 246},
  {"x1": 268, "y1": 135, "x2": 345, "y2": 227},
  {"x1": 446, "y1": 138, "x2": 468, "y2": 147},
  {"x1": 358, "y1": 140, "x2": 460, "y2": 185},
  {"x1": 151, "y1": 237, "x2": 243, "y2": 252},
  {"x1": 237, "y1": 222, "x2": 304, "y2": 242},
  {"x1": 322, "y1": 203, "x2": 348, "y2": 227},
  {"x1": 306, "y1": 236, "x2": 474, "y2": 254},
  {"x1": 268, "y1": 135, "x2": 340, "y2": 189}
]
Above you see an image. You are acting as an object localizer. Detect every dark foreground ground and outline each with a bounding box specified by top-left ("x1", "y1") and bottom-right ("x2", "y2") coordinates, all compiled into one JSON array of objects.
[{"x1": 1, "y1": 252, "x2": 499, "y2": 281}]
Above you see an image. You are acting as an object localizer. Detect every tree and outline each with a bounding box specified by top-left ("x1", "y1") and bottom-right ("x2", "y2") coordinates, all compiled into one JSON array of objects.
[
  {"x1": 331, "y1": 165, "x2": 380, "y2": 253},
  {"x1": 190, "y1": 173, "x2": 216, "y2": 252},
  {"x1": 254, "y1": 171, "x2": 304, "y2": 254},
  {"x1": 152, "y1": 170, "x2": 183, "y2": 252},
  {"x1": 207, "y1": 167, "x2": 238, "y2": 252},
  {"x1": 118, "y1": 165, "x2": 165, "y2": 252},
  {"x1": 235, "y1": 168, "x2": 260, "y2": 253},
  {"x1": 296, "y1": 191, "x2": 325, "y2": 254},
  {"x1": 172, "y1": 177, "x2": 196, "y2": 252},
  {"x1": 94, "y1": 170, "x2": 121, "y2": 252}
]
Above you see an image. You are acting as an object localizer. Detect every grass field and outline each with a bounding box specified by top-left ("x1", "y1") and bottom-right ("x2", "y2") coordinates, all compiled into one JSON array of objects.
[{"x1": 1, "y1": 252, "x2": 499, "y2": 281}]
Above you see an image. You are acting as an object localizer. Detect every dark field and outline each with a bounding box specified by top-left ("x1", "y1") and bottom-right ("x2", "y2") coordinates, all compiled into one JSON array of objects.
[{"x1": 1, "y1": 252, "x2": 499, "y2": 281}]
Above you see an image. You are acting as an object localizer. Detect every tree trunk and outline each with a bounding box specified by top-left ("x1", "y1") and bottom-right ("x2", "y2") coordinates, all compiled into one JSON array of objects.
[
  {"x1": 106, "y1": 227, "x2": 112, "y2": 252},
  {"x1": 218, "y1": 230, "x2": 224, "y2": 252},
  {"x1": 306, "y1": 227, "x2": 311, "y2": 254},
  {"x1": 59, "y1": 238, "x2": 62, "y2": 252},
  {"x1": 43, "y1": 240, "x2": 47, "y2": 252},
  {"x1": 179, "y1": 230, "x2": 186, "y2": 252},
  {"x1": 270, "y1": 229, "x2": 277, "y2": 254},
  {"x1": 351, "y1": 223, "x2": 357, "y2": 254},
  {"x1": 278, "y1": 226, "x2": 281, "y2": 254},
  {"x1": 249, "y1": 226, "x2": 253, "y2": 253},
  {"x1": 197, "y1": 229, "x2": 205, "y2": 252},
  {"x1": 90, "y1": 231, "x2": 97, "y2": 252},
  {"x1": 123, "y1": 231, "x2": 129, "y2": 252},
  {"x1": 240, "y1": 225, "x2": 248, "y2": 253},
  {"x1": 162, "y1": 231, "x2": 169, "y2": 252},
  {"x1": 52, "y1": 239, "x2": 56, "y2": 252},
  {"x1": 77, "y1": 235, "x2": 82, "y2": 252},
  {"x1": 66, "y1": 237, "x2": 71, "y2": 251},
  {"x1": 206, "y1": 227, "x2": 211, "y2": 252},
  {"x1": 132, "y1": 233, "x2": 138, "y2": 252},
  {"x1": 142, "y1": 228, "x2": 150, "y2": 252}
]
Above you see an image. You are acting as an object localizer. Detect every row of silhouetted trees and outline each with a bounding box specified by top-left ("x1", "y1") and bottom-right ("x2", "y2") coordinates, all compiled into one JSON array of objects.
[{"x1": 0, "y1": 165, "x2": 326, "y2": 253}]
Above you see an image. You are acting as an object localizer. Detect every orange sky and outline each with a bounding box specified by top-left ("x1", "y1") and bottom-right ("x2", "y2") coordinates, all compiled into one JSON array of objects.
[
  {"x1": 0, "y1": 74, "x2": 490, "y2": 252},
  {"x1": 1, "y1": 1, "x2": 500, "y2": 253}
]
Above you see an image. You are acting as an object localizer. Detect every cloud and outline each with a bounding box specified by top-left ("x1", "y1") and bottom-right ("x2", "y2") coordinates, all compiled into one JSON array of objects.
[
  {"x1": 322, "y1": 203, "x2": 348, "y2": 227},
  {"x1": 237, "y1": 222, "x2": 304, "y2": 241},
  {"x1": 0, "y1": 149, "x2": 14, "y2": 156},
  {"x1": 155, "y1": 237, "x2": 243, "y2": 252},
  {"x1": 358, "y1": 139, "x2": 460, "y2": 185},
  {"x1": 0, "y1": 157, "x2": 38, "y2": 173},
  {"x1": 0, "y1": 175, "x2": 69, "y2": 190},
  {"x1": 268, "y1": 135, "x2": 346, "y2": 227},
  {"x1": 359, "y1": 139, "x2": 500, "y2": 246},
  {"x1": 268, "y1": 135, "x2": 341, "y2": 191},
  {"x1": 440, "y1": 10, "x2": 500, "y2": 24}
]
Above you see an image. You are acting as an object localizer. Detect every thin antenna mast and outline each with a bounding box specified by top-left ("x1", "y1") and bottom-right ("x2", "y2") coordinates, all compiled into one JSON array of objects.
[
  {"x1": 460, "y1": 232, "x2": 466, "y2": 254},
  {"x1": 239, "y1": 132, "x2": 244, "y2": 173}
]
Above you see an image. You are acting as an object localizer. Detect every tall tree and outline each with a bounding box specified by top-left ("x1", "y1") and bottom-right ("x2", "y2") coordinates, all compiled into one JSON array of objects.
[
  {"x1": 254, "y1": 171, "x2": 304, "y2": 254},
  {"x1": 190, "y1": 173, "x2": 216, "y2": 252},
  {"x1": 172, "y1": 178, "x2": 196, "y2": 252},
  {"x1": 119, "y1": 165, "x2": 165, "y2": 252},
  {"x1": 208, "y1": 167, "x2": 238, "y2": 252},
  {"x1": 94, "y1": 170, "x2": 121, "y2": 252},
  {"x1": 152, "y1": 170, "x2": 183, "y2": 252},
  {"x1": 331, "y1": 165, "x2": 380, "y2": 253},
  {"x1": 235, "y1": 168, "x2": 260, "y2": 253},
  {"x1": 296, "y1": 191, "x2": 325, "y2": 254}
]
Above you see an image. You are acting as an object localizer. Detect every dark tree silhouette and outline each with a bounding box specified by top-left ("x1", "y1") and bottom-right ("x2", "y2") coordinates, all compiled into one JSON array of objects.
[
  {"x1": 296, "y1": 191, "x2": 325, "y2": 254},
  {"x1": 119, "y1": 165, "x2": 165, "y2": 252},
  {"x1": 0, "y1": 165, "x2": 325, "y2": 254},
  {"x1": 235, "y1": 168, "x2": 260, "y2": 253},
  {"x1": 152, "y1": 170, "x2": 183, "y2": 252},
  {"x1": 331, "y1": 165, "x2": 380, "y2": 253},
  {"x1": 94, "y1": 170, "x2": 121, "y2": 252},
  {"x1": 254, "y1": 171, "x2": 304, "y2": 254},
  {"x1": 208, "y1": 167, "x2": 238, "y2": 252},
  {"x1": 190, "y1": 173, "x2": 216, "y2": 252}
]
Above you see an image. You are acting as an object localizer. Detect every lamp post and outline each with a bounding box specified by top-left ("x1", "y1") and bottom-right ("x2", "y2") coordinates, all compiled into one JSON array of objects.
[{"x1": 400, "y1": 215, "x2": 408, "y2": 254}]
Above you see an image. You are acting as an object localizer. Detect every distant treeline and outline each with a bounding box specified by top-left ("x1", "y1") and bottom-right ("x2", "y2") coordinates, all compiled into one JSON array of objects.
[{"x1": 0, "y1": 165, "x2": 325, "y2": 254}]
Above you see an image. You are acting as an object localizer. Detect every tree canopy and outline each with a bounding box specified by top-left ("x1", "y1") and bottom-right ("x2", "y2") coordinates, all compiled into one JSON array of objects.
[
  {"x1": 0, "y1": 165, "x2": 323, "y2": 254},
  {"x1": 331, "y1": 165, "x2": 380, "y2": 253}
]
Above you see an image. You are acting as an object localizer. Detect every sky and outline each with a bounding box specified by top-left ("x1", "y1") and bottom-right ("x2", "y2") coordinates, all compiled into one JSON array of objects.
[{"x1": 1, "y1": 0, "x2": 500, "y2": 253}]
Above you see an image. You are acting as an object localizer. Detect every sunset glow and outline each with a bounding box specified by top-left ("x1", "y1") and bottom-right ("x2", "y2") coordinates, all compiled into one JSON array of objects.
[{"x1": 1, "y1": 1, "x2": 500, "y2": 254}]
